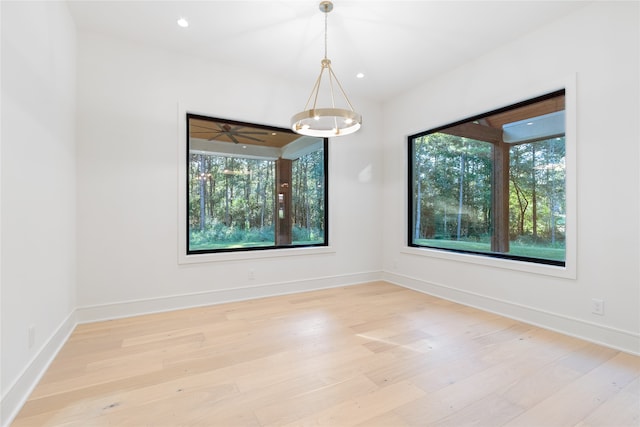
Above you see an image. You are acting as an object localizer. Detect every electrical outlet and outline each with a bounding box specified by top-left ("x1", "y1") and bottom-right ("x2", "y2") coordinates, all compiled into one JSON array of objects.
[{"x1": 591, "y1": 298, "x2": 604, "y2": 315}]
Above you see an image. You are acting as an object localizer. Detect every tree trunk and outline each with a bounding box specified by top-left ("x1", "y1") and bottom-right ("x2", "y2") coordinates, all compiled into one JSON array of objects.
[
  {"x1": 207, "y1": 157, "x2": 215, "y2": 224},
  {"x1": 224, "y1": 158, "x2": 230, "y2": 226},
  {"x1": 244, "y1": 163, "x2": 251, "y2": 230},
  {"x1": 303, "y1": 159, "x2": 310, "y2": 237},
  {"x1": 414, "y1": 162, "x2": 422, "y2": 240},
  {"x1": 512, "y1": 179, "x2": 528, "y2": 235},
  {"x1": 198, "y1": 155, "x2": 206, "y2": 231},
  {"x1": 531, "y1": 145, "x2": 538, "y2": 240},
  {"x1": 456, "y1": 149, "x2": 465, "y2": 240}
]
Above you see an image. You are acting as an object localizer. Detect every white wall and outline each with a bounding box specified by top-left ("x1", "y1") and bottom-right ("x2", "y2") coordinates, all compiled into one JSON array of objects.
[
  {"x1": 2, "y1": 1, "x2": 638, "y2": 424},
  {"x1": 75, "y1": 31, "x2": 383, "y2": 320},
  {"x1": 382, "y1": 2, "x2": 639, "y2": 353},
  {"x1": 0, "y1": 1, "x2": 77, "y2": 424}
]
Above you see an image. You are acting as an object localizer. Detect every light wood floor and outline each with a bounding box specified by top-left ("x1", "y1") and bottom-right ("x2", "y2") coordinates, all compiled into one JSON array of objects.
[{"x1": 12, "y1": 281, "x2": 640, "y2": 426}]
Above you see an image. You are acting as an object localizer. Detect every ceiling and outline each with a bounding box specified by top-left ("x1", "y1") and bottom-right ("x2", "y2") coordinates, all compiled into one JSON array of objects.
[
  {"x1": 189, "y1": 116, "x2": 300, "y2": 148},
  {"x1": 66, "y1": 1, "x2": 590, "y2": 102},
  {"x1": 440, "y1": 91, "x2": 565, "y2": 144}
]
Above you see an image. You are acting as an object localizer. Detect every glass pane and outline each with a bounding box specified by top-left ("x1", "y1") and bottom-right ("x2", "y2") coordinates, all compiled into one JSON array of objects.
[
  {"x1": 292, "y1": 147, "x2": 326, "y2": 245},
  {"x1": 508, "y1": 137, "x2": 566, "y2": 262},
  {"x1": 412, "y1": 133, "x2": 493, "y2": 252},
  {"x1": 187, "y1": 115, "x2": 327, "y2": 253},
  {"x1": 188, "y1": 153, "x2": 276, "y2": 251},
  {"x1": 409, "y1": 90, "x2": 566, "y2": 265}
]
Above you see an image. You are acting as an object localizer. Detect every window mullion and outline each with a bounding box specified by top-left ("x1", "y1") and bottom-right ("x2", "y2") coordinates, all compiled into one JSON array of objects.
[
  {"x1": 275, "y1": 158, "x2": 293, "y2": 246},
  {"x1": 491, "y1": 140, "x2": 510, "y2": 253}
]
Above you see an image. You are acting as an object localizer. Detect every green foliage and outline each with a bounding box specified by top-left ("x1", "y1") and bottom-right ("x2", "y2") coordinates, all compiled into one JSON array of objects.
[
  {"x1": 292, "y1": 150, "x2": 326, "y2": 233},
  {"x1": 412, "y1": 130, "x2": 566, "y2": 262},
  {"x1": 414, "y1": 238, "x2": 565, "y2": 262},
  {"x1": 292, "y1": 225, "x2": 324, "y2": 243},
  {"x1": 189, "y1": 221, "x2": 275, "y2": 250},
  {"x1": 189, "y1": 223, "x2": 324, "y2": 250},
  {"x1": 188, "y1": 147, "x2": 326, "y2": 251},
  {"x1": 412, "y1": 133, "x2": 492, "y2": 241}
]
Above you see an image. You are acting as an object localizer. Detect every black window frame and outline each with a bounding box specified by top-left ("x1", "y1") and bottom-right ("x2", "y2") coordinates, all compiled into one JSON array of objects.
[
  {"x1": 186, "y1": 113, "x2": 329, "y2": 255},
  {"x1": 407, "y1": 89, "x2": 566, "y2": 267}
]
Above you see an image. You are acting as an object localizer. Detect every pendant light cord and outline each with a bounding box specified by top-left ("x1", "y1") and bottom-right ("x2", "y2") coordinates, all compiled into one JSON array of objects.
[{"x1": 324, "y1": 8, "x2": 328, "y2": 60}]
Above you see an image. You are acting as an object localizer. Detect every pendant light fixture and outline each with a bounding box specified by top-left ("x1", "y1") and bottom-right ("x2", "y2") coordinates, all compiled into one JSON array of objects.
[{"x1": 291, "y1": 1, "x2": 362, "y2": 137}]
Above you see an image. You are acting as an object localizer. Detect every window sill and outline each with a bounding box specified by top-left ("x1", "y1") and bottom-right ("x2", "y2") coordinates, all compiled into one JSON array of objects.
[
  {"x1": 179, "y1": 245, "x2": 335, "y2": 265},
  {"x1": 401, "y1": 246, "x2": 575, "y2": 279}
]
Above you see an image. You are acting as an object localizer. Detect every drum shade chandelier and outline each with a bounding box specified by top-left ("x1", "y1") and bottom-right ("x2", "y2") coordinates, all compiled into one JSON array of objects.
[{"x1": 291, "y1": 1, "x2": 362, "y2": 137}]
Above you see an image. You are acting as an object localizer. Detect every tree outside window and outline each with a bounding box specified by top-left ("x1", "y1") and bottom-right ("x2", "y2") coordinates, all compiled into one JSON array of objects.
[
  {"x1": 409, "y1": 90, "x2": 566, "y2": 266},
  {"x1": 187, "y1": 115, "x2": 328, "y2": 254}
]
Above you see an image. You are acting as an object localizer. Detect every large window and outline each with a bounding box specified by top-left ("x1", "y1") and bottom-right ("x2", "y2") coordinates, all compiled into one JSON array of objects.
[
  {"x1": 409, "y1": 90, "x2": 566, "y2": 266},
  {"x1": 187, "y1": 114, "x2": 328, "y2": 254}
]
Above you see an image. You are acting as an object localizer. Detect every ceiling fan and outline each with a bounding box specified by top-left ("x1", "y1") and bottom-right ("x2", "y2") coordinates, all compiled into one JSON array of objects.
[{"x1": 191, "y1": 123, "x2": 268, "y2": 144}]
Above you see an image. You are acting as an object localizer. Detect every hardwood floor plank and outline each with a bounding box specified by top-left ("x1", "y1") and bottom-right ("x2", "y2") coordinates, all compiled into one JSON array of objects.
[
  {"x1": 232, "y1": 345, "x2": 375, "y2": 392},
  {"x1": 102, "y1": 382, "x2": 241, "y2": 426},
  {"x1": 10, "y1": 282, "x2": 640, "y2": 427},
  {"x1": 353, "y1": 410, "x2": 408, "y2": 427},
  {"x1": 280, "y1": 381, "x2": 426, "y2": 427},
  {"x1": 393, "y1": 344, "x2": 558, "y2": 425},
  {"x1": 575, "y1": 377, "x2": 640, "y2": 427},
  {"x1": 29, "y1": 334, "x2": 207, "y2": 400},
  {"x1": 503, "y1": 352, "x2": 640, "y2": 427},
  {"x1": 255, "y1": 375, "x2": 379, "y2": 426},
  {"x1": 429, "y1": 392, "x2": 526, "y2": 427}
]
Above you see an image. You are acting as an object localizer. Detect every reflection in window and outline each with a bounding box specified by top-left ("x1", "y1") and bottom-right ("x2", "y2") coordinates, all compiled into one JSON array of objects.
[
  {"x1": 187, "y1": 114, "x2": 328, "y2": 253},
  {"x1": 409, "y1": 90, "x2": 566, "y2": 266}
]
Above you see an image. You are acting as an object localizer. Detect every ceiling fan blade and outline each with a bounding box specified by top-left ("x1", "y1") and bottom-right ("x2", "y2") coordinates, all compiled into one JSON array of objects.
[
  {"x1": 207, "y1": 132, "x2": 225, "y2": 141},
  {"x1": 191, "y1": 124, "x2": 218, "y2": 131}
]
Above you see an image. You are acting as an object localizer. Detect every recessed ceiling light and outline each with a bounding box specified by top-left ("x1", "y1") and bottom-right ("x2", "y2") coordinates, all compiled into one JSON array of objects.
[
  {"x1": 177, "y1": 17, "x2": 189, "y2": 28},
  {"x1": 356, "y1": 72, "x2": 365, "y2": 79}
]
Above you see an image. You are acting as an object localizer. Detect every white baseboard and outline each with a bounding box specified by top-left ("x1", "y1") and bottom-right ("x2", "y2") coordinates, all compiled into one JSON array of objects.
[
  {"x1": 383, "y1": 271, "x2": 640, "y2": 356},
  {"x1": 76, "y1": 270, "x2": 383, "y2": 324},
  {"x1": 1, "y1": 271, "x2": 382, "y2": 427},
  {"x1": 1, "y1": 311, "x2": 77, "y2": 427},
  {"x1": 7, "y1": 268, "x2": 634, "y2": 427}
]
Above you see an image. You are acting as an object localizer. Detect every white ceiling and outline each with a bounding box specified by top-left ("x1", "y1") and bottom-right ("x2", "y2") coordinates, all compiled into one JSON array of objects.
[{"x1": 67, "y1": 1, "x2": 589, "y2": 102}]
